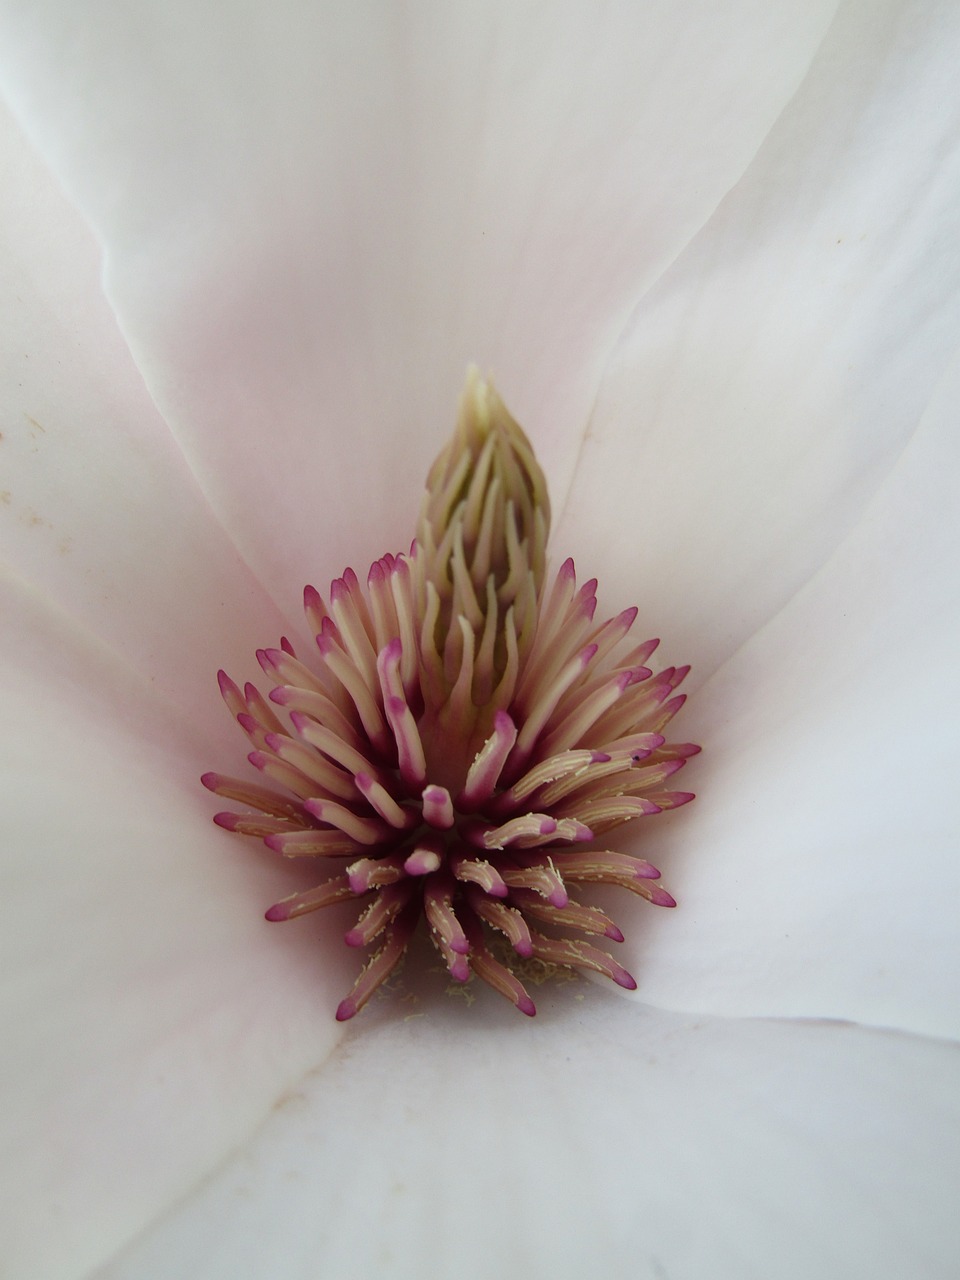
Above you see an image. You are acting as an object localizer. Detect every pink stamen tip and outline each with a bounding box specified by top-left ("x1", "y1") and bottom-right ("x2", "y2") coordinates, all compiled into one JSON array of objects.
[
  {"x1": 449, "y1": 956, "x2": 470, "y2": 982},
  {"x1": 517, "y1": 996, "x2": 537, "y2": 1017},
  {"x1": 280, "y1": 636, "x2": 295, "y2": 656},
  {"x1": 335, "y1": 998, "x2": 358, "y2": 1022},
  {"x1": 404, "y1": 847, "x2": 442, "y2": 876},
  {"x1": 268, "y1": 686, "x2": 288, "y2": 704},
  {"x1": 263, "y1": 833, "x2": 284, "y2": 853},
  {"x1": 200, "y1": 772, "x2": 219, "y2": 791},
  {"x1": 650, "y1": 887, "x2": 677, "y2": 908},
  {"x1": 614, "y1": 968, "x2": 638, "y2": 991},
  {"x1": 237, "y1": 713, "x2": 258, "y2": 733},
  {"x1": 606, "y1": 925, "x2": 625, "y2": 943},
  {"x1": 549, "y1": 887, "x2": 569, "y2": 909},
  {"x1": 422, "y1": 784, "x2": 455, "y2": 829},
  {"x1": 514, "y1": 939, "x2": 534, "y2": 959},
  {"x1": 265, "y1": 903, "x2": 290, "y2": 922},
  {"x1": 213, "y1": 812, "x2": 238, "y2": 830},
  {"x1": 217, "y1": 669, "x2": 236, "y2": 694},
  {"x1": 343, "y1": 928, "x2": 365, "y2": 948},
  {"x1": 304, "y1": 584, "x2": 322, "y2": 608}
]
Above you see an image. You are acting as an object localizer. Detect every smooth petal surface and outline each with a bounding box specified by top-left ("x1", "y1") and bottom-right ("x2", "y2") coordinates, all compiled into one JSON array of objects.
[
  {"x1": 93, "y1": 991, "x2": 960, "y2": 1280},
  {"x1": 560, "y1": 0, "x2": 960, "y2": 674},
  {"x1": 2, "y1": 3, "x2": 959, "y2": 1278},
  {"x1": 0, "y1": 0, "x2": 837, "y2": 606},
  {"x1": 557, "y1": 2, "x2": 960, "y2": 1038},
  {"x1": 619, "y1": 343, "x2": 960, "y2": 1038},
  {"x1": 0, "y1": 103, "x2": 293, "y2": 735},
  {"x1": 0, "y1": 573, "x2": 359, "y2": 1280}
]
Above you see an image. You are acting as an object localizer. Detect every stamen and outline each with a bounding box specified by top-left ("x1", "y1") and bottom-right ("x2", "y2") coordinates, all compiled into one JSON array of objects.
[
  {"x1": 422, "y1": 784, "x2": 455, "y2": 829},
  {"x1": 353, "y1": 771, "x2": 417, "y2": 829},
  {"x1": 303, "y1": 797, "x2": 392, "y2": 846},
  {"x1": 200, "y1": 772, "x2": 308, "y2": 822},
  {"x1": 265, "y1": 874, "x2": 356, "y2": 921},
  {"x1": 247, "y1": 750, "x2": 328, "y2": 802},
  {"x1": 449, "y1": 849, "x2": 509, "y2": 897},
  {"x1": 476, "y1": 813, "x2": 557, "y2": 850},
  {"x1": 512, "y1": 643, "x2": 599, "y2": 762},
  {"x1": 466, "y1": 887, "x2": 534, "y2": 956},
  {"x1": 461, "y1": 913, "x2": 536, "y2": 1015},
  {"x1": 213, "y1": 812, "x2": 296, "y2": 837},
  {"x1": 347, "y1": 852, "x2": 407, "y2": 893},
  {"x1": 345, "y1": 882, "x2": 416, "y2": 947},
  {"x1": 457, "y1": 709, "x2": 518, "y2": 809},
  {"x1": 262, "y1": 732, "x2": 356, "y2": 801},
  {"x1": 257, "y1": 647, "x2": 327, "y2": 694},
  {"x1": 403, "y1": 837, "x2": 444, "y2": 877},
  {"x1": 506, "y1": 888, "x2": 625, "y2": 941},
  {"x1": 423, "y1": 874, "x2": 469, "y2": 954},
  {"x1": 303, "y1": 583, "x2": 329, "y2": 635},
  {"x1": 316, "y1": 622, "x2": 391, "y2": 754},
  {"x1": 378, "y1": 641, "x2": 427, "y2": 785},
  {"x1": 268, "y1": 685, "x2": 361, "y2": 749},
  {"x1": 291, "y1": 715, "x2": 384, "y2": 784},
  {"x1": 263, "y1": 828, "x2": 360, "y2": 857},
  {"x1": 336, "y1": 903, "x2": 420, "y2": 1020},
  {"x1": 529, "y1": 933, "x2": 637, "y2": 989},
  {"x1": 564, "y1": 794, "x2": 662, "y2": 832},
  {"x1": 499, "y1": 857, "x2": 569, "y2": 908}
]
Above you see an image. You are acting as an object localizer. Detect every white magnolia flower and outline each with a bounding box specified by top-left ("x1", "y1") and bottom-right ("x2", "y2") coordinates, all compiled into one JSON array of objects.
[{"x1": 2, "y1": 3, "x2": 959, "y2": 1278}]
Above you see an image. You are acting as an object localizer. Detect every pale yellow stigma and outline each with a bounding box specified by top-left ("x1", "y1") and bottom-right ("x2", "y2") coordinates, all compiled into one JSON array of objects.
[{"x1": 415, "y1": 368, "x2": 550, "y2": 742}]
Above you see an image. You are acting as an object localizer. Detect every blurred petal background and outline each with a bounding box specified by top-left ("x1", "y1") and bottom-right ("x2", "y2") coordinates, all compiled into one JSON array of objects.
[{"x1": 1, "y1": 2, "x2": 958, "y2": 1278}]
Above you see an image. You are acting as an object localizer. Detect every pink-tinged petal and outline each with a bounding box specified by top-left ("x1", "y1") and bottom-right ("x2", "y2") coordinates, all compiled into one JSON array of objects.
[
  {"x1": 624, "y1": 346, "x2": 960, "y2": 1039},
  {"x1": 0, "y1": 573, "x2": 353, "y2": 1280},
  {"x1": 0, "y1": 104, "x2": 292, "y2": 741},
  {"x1": 561, "y1": 2, "x2": 960, "y2": 678},
  {"x1": 0, "y1": 3, "x2": 836, "y2": 607},
  {"x1": 87, "y1": 1002, "x2": 960, "y2": 1280}
]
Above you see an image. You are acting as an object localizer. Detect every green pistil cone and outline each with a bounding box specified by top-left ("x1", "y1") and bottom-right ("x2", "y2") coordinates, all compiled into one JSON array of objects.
[{"x1": 415, "y1": 368, "x2": 550, "y2": 728}]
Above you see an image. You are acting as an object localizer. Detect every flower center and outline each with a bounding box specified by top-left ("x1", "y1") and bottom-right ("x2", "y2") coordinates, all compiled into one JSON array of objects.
[{"x1": 202, "y1": 371, "x2": 698, "y2": 1020}]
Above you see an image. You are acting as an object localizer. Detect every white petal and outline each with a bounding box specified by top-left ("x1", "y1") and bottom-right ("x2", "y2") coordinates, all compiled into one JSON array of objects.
[
  {"x1": 0, "y1": 103, "x2": 291, "y2": 734},
  {"x1": 0, "y1": 574, "x2": 352, "y2": 1280},
  {"x1": 0, "y1": 1, "x2": 836, "y2": 606},
  {"x1": 90, "y1": 994, "x2": 960, "y2": 1280},
  {"x1": 559, "y1": 0, "x2": 960, "y2": 672},
  {"x1": 619, "y1": 342, "x2": 960, "y2": 1039}
]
